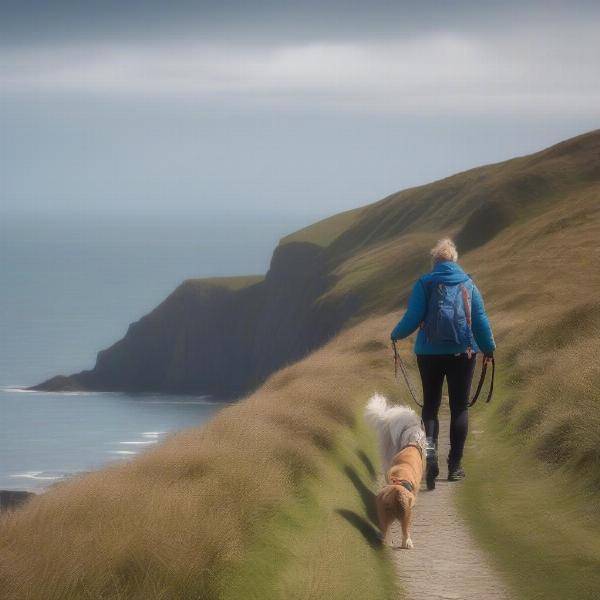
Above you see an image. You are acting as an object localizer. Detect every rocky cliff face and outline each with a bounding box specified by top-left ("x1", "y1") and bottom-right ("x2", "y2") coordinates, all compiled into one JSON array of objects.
[{"x1": 32, "y1": 241, "x2": 360, "y2": 398}]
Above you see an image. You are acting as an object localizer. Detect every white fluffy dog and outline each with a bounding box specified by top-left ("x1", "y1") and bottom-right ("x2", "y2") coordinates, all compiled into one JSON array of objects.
[{"x1": 365, "y1": 394, "x2": 426, "y2": 548}]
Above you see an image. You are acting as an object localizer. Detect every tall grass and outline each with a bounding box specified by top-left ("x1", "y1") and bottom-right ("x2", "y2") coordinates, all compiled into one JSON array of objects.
[
  {"x1": 0, "y1": 315, "x2": 401, "y2": 600},
  {"x1": 220, "y1": 412, "x2": 397, "y2": 600},
  {"x1": 453, "y1": 177, "x2": 600, "y2": 598},
  {"x1": 459, "y1": 383, "x2": 600, "y2": 600}
]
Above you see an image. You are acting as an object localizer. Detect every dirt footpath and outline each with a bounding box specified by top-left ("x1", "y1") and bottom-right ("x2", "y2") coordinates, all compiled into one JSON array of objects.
[{"x1": 390, "y1": 405, "x2": 513, "y2": 600}]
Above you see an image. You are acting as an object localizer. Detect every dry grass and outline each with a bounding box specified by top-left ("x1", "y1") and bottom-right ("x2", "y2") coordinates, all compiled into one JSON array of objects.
[
  {"x1": 459, "y1": 188, "x2": 600, "y2": 486},
  {"x1": 0, "y1": 315, "x2": 402, "y2": 600},
  {"x1": 452, "y1": 179, "x2": 600, "y2": 599},
  {"x1": 219, "y1": 408, "x2": 397, "y2": 600},
  {"x1": 459, "y1": 388, "x2": 600, "y2": 600}
]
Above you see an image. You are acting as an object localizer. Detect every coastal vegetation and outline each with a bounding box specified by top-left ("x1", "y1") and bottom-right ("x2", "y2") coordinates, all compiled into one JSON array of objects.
[{"x1": 2, "y1": 129, "x2": 600, "y2": 598}]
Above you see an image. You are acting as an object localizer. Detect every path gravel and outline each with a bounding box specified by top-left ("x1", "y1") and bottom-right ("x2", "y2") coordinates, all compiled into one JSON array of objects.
[{"x1": 389, "y1": 405, "x2": 514, "y2": 600}]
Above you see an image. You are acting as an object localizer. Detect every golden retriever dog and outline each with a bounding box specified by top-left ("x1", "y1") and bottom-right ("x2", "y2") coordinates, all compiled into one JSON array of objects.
[{"x1": 365, "y1": 394, "x2": 425, "y2": 549}]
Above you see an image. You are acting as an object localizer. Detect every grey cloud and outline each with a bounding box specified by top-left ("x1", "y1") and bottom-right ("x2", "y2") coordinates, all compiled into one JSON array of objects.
[
  {"x1": 2, "y1": 1, "x2": 599, "y2": 216},
  {"x1": 2, "y1": 30, "x2": 599, "y2": 117},
  {"x1": 2, "y1": 1, "x2": 599, "y2": 47}
]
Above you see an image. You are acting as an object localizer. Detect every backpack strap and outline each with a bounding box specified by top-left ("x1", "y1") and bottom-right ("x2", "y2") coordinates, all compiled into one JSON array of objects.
[
  {"x1": 461, "y1": 281, "x2": 474, "y2": 358},
  {"x1": 418, "y1": 277, "x2": 430, "y2": 331}
]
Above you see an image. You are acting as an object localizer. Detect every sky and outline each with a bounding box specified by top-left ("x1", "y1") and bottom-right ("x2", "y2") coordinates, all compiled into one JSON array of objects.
[{"x1": 1, "y1": 1, "x2": 599, "y2": 219}]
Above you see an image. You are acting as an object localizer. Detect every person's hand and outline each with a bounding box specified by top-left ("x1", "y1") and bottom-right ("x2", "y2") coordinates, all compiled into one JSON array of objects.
[{"x1": 483, "y1": 352, "x2": 494, "y2": 365}]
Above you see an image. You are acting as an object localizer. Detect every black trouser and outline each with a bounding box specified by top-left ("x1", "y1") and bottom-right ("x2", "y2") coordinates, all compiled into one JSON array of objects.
[{"x1": 416, "y1": 353, "x2": 477, "y2": 468}]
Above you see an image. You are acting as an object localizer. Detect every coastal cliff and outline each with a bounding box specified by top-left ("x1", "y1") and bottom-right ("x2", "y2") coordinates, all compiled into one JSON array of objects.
[
  {"x1": 32, "y1": 129, "x2": 600, "y2": 398},
  {"x1": 32, "y1": 242, "x2": 360, "y2": 397}
]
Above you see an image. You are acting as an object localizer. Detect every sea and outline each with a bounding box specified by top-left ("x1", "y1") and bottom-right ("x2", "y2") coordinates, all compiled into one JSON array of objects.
[{"x1": 0, "y1": 210, "x2": 311, "y2": 492}]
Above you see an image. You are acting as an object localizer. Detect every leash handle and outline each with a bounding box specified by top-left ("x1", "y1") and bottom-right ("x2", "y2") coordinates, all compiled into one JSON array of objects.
[
  {"x1": 469, "y1": 355, "x2": 495, "y2": 407},
  {"x1": 485, "y1": 357, "x2": 495, "y2": 403}
]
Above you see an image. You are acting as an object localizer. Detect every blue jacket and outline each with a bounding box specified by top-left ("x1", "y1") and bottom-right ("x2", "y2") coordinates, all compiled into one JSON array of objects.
[{"x1": 390, "y1": 261, "x2": 496, "y2": 354}]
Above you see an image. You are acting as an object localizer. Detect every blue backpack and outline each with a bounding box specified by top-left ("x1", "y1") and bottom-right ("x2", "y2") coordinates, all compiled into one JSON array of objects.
[{"x1": 421, "y1": 278, "x2": 475, "y2": 350}]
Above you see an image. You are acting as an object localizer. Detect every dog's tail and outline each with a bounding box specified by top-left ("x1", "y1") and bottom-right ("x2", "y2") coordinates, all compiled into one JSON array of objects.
[
  {"x1": 364, "y1": 393, "x2": 390, "y2": 429},
  {"x1": 378, "y1": 485, "x2": 415, "y2": 516},
  {"x1": 398, "y1": 486, "x2": 416, "y2": 510},
  {"x1": 365, "y1": 394, "x2": 396, "y2": 472}
]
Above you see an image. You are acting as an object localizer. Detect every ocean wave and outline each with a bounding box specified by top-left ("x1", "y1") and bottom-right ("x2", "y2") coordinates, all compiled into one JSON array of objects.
[
  {"x1": 107, "y1": 450, "x2": 137, "y2": 455},
  {"x1": 141, "y1": 399, "x2": 218, "y2": 405},
  {"x1": 0, "y1": 387, "x2": 218, "y2": 403},
  {"x1": 141, "y1": 431, "x2": 166, "y2": 437},
  {"x1": 0, "y1": 386, "x2": 105, "y2": 397},
  {"x1": 9, "y1": 470, "x2": 72, "y2": 481}
]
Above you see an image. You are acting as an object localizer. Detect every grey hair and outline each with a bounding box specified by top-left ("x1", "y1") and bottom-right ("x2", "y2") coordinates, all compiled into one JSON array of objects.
[{"x1": 430, "y1": 237, "x2": 458, "y2": 264}]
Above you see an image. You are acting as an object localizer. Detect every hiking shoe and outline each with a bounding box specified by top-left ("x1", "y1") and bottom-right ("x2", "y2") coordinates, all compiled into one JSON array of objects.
[
  {"x1": 426, "y1": 458, "x2": 439, "y2": 490},
  {"x1": 447, "y1": 464, "x2": 466, "y2": 482}
]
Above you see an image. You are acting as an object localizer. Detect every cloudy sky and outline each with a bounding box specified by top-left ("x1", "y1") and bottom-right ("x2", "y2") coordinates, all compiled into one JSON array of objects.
[{"x1": 1, "y1": 1, "x2": 599, "y2": 218}]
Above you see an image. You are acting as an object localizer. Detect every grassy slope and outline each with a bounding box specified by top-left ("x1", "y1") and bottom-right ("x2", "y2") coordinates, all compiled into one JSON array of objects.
[
  {"x1": 2, "y1": 130, "x2": 600, "y2": 598},
  {"x1": 0, "y1": 315, "x2": 402, "y2": 600},
  {"x1": 279, "y1": 206, "x2": 364, "y2": 247},
  {"x1": 277, "y1": 129, "x2": 600, "y2": 599},
  {"x1": 218, "y1": 316, "x2": 402, "y2": 600},
  {"x1": 221, "y1": 404, "x2": 396, "y2": 600},
  {"x1": 318, "y1": 130, "x2": 600, "y2": 317},
  {"x1": 452, "y1": 185, "x2": 600, "y2": 599},
  {"x1": 460, "y1": 400, "x2": 600, "y2": 600}
]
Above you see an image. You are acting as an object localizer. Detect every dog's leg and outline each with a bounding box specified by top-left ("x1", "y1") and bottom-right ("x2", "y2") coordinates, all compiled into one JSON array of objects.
[
  {"x1": 382, "y1": 520, "x2": 394, "y2": 547},
  {"x1": 376, "y1": 498, "x2": 394, "y2": 547},
  {"x1": 400, "y1": 507, "x2": 414, "y2": 549}
]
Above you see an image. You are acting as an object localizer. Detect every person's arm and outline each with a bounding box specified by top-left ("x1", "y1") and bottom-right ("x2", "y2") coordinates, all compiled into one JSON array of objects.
[
  {"x1": 390, "y1": 280, "x2": 427, "y2": 341},
  {"x1": 471, "y1": 285, "x2": 496, "y2": 354}
]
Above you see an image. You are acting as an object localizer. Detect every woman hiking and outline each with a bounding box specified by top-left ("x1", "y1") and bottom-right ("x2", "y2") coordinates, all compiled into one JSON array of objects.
[{"x1": 390, "y1": 238, "x2": 495, "y2": 490}]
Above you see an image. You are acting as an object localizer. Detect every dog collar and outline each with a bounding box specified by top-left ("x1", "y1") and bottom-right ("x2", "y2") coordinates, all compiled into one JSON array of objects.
[
  {"x1": 390, "y1": 478, "x2": 415, "y2": 493},
  {"x1": 403, "y1": 442, "x2": 425, "y2": 458}
]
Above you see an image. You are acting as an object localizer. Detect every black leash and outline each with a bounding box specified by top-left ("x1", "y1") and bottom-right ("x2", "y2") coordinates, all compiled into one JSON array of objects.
[
  {"x1": 392, "y1": 340, "x2": 423, "y2": 408},
  {"x1": 468, "y1": 356, "x2": 495, "y2": 407}
]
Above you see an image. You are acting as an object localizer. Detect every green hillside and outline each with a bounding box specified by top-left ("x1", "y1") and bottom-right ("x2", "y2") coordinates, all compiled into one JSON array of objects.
[
  {"x1": 4, "y1": 129, "x2": 600, "y2": 599},
  {"x1": 280, "y1": 205, "x2": 365, "y2": 247}
]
